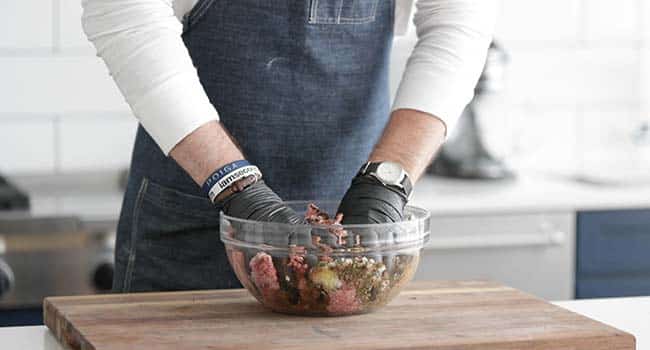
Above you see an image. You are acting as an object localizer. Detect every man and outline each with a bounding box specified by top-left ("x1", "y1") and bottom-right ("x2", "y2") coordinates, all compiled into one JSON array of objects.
[{"x1": 82, "y1": 0, "x2": 496, "y2": 292}]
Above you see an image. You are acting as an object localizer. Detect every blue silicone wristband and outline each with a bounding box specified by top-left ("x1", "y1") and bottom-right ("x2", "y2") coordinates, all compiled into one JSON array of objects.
[{"x1": 202, "y1": 160, "x2": 251, "y2": 197}]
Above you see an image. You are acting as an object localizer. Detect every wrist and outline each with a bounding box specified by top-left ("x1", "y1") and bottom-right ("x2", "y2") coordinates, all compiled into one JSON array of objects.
[
  {"x1": 169, "y1": 121, "x2": 245, "y2": 185},
  {"x1": 368, "y1": 149, "x2": 417, "y2": 182},
  {"x1": 202, "y1": 160, "x2": 262, "y2": 203},
  {"x1": 213, "y1": 174, "x2": 259, "y2": 203},
  {"x1": 368, "y1": 109, "x2": 446, "y2": 181},
  {"x1": 356, "y1": 161, "x2": 413, "y2": 201}
]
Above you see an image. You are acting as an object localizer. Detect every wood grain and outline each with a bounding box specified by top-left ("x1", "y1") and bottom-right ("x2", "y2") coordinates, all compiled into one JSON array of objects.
[{"x1": 43, "y1": 281, "x2": 635, "y2": 350}]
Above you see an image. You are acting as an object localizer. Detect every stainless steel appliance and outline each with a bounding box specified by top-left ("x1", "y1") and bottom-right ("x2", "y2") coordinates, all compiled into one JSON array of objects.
[
  {"x1": 0, "y1": 176, "x2": 29, "y2": 210},
  {"x1": 429, "y1": 41, "x2": 514, "y2": 180},
  {"x1": 0, "y1": 176, "x2": 115, "y2": 326}
]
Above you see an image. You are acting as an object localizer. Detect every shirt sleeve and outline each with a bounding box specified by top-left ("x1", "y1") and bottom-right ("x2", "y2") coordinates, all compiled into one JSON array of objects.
[
  {"x1": 392, "y1": 0, "x2": 498, "y2": 135},
  {"x1": 81, "y1": 0, "x2": 218, "y2": 155}
]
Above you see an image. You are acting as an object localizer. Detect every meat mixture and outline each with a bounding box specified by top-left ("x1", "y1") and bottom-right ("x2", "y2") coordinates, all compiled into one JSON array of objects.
[{"x1": 225, "y1": 204, "x2": 419, "y2": 316}]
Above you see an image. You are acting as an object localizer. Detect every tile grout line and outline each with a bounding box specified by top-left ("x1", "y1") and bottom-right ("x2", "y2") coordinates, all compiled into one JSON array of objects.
[
  {"x1": 52, "y1": 0, "x2": 61, "y2": 54},
  {"x1": 573, "y1": 104, "x2": 584, "y2": 178},
  {"x1": 638, "y1": 0, "x2": 646, "y2": 46},
  {"x1": 636, "y1": 0, "x2": 645, "y2": 120},
  {"x1": 575, "y1": 0, "x2": 586, "y2": 50},
  {"x1": 637, "y1": 0, "x2": 643, "y2": 111}
]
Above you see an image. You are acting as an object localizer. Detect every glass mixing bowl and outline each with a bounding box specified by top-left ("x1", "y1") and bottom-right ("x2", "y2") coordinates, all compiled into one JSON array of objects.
[{"x1": 220, "y1": 201, "x2": 430, "y2": 316}]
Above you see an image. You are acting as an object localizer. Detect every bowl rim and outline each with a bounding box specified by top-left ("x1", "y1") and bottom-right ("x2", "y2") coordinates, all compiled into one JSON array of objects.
[{"x1": 219, "y1": 200, "x2": 431, "y2": 229}]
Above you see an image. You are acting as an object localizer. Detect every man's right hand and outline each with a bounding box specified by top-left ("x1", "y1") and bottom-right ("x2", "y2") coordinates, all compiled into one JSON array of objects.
[{"x1": 216, "y1": 180, "x2": 304, "y2": 224}]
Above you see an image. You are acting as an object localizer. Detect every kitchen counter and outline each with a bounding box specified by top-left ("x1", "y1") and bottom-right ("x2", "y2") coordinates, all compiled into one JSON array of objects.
[
  {"x1": 411, "y1": 172, "x2": 650, "y2": 216},
  {"x1": 0, "y1": 326, "x2": 63, "y2": 350},
  {"x1": 6, "y1": 171, "x2": 650, "y2": 222},
  {"x1": 555, "y1": 296, "x2": 650, "y2": 349},
  {"x1": 9, "y1": 172, "x2": 126, "y2": 224},
  {"x1": 0, "y1": 296, "x2": 647, "y2": 350}
]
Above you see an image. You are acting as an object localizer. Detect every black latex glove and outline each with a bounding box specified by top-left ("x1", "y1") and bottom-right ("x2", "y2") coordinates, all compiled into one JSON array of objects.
[
  {"x1": 217, "y1": 179, "x2": 304, "y2": 224},
  {"x1": 337, "y1": 176, "x2": 407, "y2": 224}
]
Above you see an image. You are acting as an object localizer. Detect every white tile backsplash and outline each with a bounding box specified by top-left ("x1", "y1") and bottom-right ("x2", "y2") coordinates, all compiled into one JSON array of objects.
[
  {"x1": 495, "y1": 0, "x2": 581, "y2": 43},
  {"x1": 0, "y1": 118, "x2": 56, "y2": 174},
  {"x1": 0, "y1": 1, "x2": 53, "y2": 49},
  {"x1": 504, "y1": 48, "x2": 578, "y2": 104},
  {"x1": 505, "y1": 47, "x2": 639, "y2": 105},
  {"x1": 578, "y1": 105, "x2": 643, "y2": 152},
  {"x1": 639, "y1": 47, "x2": 650, "y2": 115},
  {"x1": 510, "y1": 105, "x2": 579, "y2": 175},
  {"x1": 572, "y1": 48, "x2": 639, "y2": 103},
  {"x1": 58, "y1": 0, "x2": 94, "y2": 53},
  {"x1": 576, "y1": 105, "x2": 649, "y2": 180},
  {"x1": 642, "y1": 0, "x2": 650, "y2": 40},
  {"x1": 58, "y1": 115, "x2": 137, "y2": 172},
  {"x1": 582, "y1": 0, "x2": 640, "y2": 42},
  {"x1": 0, "y1": 57, "x2": 128, "y2": 114}
]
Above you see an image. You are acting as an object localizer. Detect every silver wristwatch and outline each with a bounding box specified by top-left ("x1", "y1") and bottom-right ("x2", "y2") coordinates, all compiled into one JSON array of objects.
[{"x1": 358, "y1": 161, "x2": 413, "y2": 200}]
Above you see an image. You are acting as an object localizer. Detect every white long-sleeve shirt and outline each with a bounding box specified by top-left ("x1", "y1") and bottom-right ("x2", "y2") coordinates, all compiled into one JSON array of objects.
[{"x1": 82, "y1": 0, "x2": 497, "y2": 154}]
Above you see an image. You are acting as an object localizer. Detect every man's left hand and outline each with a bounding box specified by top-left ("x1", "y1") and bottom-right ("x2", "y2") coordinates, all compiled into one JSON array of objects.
[{"x1": 337, "y1": 176, "x2": 407, "y2": 224}]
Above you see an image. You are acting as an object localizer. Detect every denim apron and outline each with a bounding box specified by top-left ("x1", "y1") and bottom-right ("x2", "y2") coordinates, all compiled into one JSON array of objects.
[{"x1": 113, "y1": 0, "x2": 395, "y2": 292}]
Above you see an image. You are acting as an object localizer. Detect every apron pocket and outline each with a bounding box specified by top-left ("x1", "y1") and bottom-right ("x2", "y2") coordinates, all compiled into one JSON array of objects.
[
  {"x1": 309, "y1": 0, "x2": 380, "y2": 24},
  {"x1": 123, "y1": 178, "x2": 240, "y2": 292}
]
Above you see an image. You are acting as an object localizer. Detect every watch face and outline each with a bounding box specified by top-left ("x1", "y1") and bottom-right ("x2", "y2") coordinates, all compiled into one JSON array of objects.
[{"x1": 376, "y1": 162, "x2": 404, "y2": 185}]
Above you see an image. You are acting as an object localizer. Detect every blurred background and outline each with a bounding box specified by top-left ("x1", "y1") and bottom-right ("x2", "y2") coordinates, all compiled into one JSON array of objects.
[
  {"x1": 1, "y1": 0, "x2": 650, "y2": 327},
  {"x1": 392, "y1": 0, "x2": 650, "y2": 182}
]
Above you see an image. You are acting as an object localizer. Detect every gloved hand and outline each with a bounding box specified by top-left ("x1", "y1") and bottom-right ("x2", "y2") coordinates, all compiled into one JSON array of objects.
[
  {"x1": 217, "y1": 179, "x2": 304, "y2": 224},
  {"x1": 337, "y1": 175, "x2": 407, "y2": 224}
]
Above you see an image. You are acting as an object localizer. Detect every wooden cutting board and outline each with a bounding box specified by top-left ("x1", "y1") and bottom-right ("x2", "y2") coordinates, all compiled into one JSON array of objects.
[{"x1": 44, "y1": 281, "x2": 635, "y2": 350}]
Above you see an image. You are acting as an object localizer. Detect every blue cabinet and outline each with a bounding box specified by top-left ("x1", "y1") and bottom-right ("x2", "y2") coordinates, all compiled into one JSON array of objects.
[
  {"x1": 0, "y1": 308, "x2": 43, "y2": 326},
  {"x1": 577, "y1": 209, "x2": 650, "y2": 298}
]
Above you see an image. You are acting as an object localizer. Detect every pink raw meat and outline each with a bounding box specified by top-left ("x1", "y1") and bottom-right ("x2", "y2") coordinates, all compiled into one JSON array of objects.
[
  {"x1": 250, "y1": 252, "x2": 280, "y2": 291},
  {"x1": 327, "y1": 283, "x2": 360, "y2": 314}
]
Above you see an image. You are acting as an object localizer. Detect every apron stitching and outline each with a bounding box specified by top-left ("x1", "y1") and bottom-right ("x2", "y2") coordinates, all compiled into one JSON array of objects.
[
  {"x1": 339, "y1": 15, "x2": 375, "y2": 21},
  {"x1": 372, "y1": 0, "x2": 379, "y2": 21},
  {"x1": 390, "y1": 0, "x2": 395, "y2": 32},
  {"x1": 312, "y1": 0, "x2": 319, "y2": 23},
  {"x1": 186, "y1": 0, "x2": 206, "y2": 28},
  {"x1": 189, "y1": 0, "x2": 217, "y2": 28},
  {"x1": 309, "y1": 0, "x2": 379, "y2": 24},
  {"x1": 192, "y1": 0, "x2": 211, "y2": 24},
  {"x1": 336, "y1": 0, "x2": 344, "y2": 24},
  {"x1": 123, "y1": 177, "x2": 149, "y2": 292}
]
